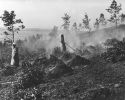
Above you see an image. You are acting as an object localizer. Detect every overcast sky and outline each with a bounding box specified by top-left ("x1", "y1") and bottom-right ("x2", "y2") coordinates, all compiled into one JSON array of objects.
[{"x1": 0, "y1": 0, "x2": 125, "y2": 29}]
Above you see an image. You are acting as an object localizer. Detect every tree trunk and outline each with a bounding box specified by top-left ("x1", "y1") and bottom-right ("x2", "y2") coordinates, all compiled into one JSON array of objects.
[
  {"x1": 12, "y1": 25, "x2": 14, "y2": 43},
  {"x1": 11, "y1": 44, "x2": 19, "y2": 67},
  {"x1": 11, "y1": 26, "x2": 19, "y2": 67},
  {"x1": 12, "y1": 31, "x2": 14, "y2": 43},
  {"x1": 61, "y1": 34, "x2": 66, "y2": 52}
]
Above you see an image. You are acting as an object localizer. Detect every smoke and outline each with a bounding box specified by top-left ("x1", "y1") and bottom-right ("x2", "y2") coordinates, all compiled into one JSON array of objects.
[
  {"x1": 22, "y1": 25, "x2": 125, "y2": 54},
  {"x1": 23, "y1": 29, "x2": 81, "y2": 53},
  {"x1": 60, "y1": 30, "x2": 82, "y2": 51},
  {"x1": 79, "y1": 25, "x2": 125, "y2": 46},
  {"x1": 23, "y1": 30, "x2": 60, "y2": 54}
]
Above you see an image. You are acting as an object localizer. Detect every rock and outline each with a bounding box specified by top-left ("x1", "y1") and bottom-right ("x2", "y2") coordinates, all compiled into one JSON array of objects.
[{"x1": 67, "y1": 55, "x2": 90, "y2": 67}]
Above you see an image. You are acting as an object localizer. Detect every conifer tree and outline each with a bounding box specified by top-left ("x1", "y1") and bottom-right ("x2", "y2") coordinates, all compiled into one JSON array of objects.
[
  {"x1": 1, "y1": 10, "x2": 25, "y2": 43},
  {"x1": 61, "y1": 13, "x2": 71, "y2": 30},
  {"x1": 106, "y1": 0, "x2": 122, "y2": 28},
  {"x1": 82, "y1": 13, "x2": 91, "y2": 32}
]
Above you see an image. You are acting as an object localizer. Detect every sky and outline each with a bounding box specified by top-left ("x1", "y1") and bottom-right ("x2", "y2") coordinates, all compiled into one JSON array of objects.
[{"x1": 0, "y1": 0, "x2": 125, "y2": 29}]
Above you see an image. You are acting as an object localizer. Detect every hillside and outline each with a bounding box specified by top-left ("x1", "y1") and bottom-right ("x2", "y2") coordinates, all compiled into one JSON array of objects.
[
  {"x1": 0, "y1": 25, "x2": 125, "y2": 100},
  {"x1": 78, "y1": 24, "x2": 125, "y2": 45},
  {"x1": 0, "y1": 38, "x2": 125, "y2": 100}
]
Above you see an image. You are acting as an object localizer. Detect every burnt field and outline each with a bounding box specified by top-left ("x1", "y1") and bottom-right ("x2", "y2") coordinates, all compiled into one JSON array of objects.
[
  {"x1": 0, "y1": 27, "x2": 125, "y2": 100},
  {"x1": 0, "y1": 0, "x2": 125, "y2": 99}
]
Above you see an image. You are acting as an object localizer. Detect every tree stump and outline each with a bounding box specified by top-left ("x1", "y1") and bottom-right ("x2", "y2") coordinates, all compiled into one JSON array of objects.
[
  {"x1": 61, "y1": 34, "x2": 66, "y2": 52},
  {"x1": 11, "y1": 43, "x2": 19, "y2": 67}
]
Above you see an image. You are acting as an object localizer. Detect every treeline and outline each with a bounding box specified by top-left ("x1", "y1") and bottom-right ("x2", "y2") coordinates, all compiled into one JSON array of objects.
[{"x1": 61, "y1": 0, "x2": 125, "y2": 32}]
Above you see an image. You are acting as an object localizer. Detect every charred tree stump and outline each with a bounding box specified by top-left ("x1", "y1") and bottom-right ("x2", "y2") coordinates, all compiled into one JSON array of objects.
[
  {"x1": 61, "y1": 34, "x2": 66, "y2": 52},
  {"x1": 11, "y1": 43, "x2": 19, "y2": 67}
]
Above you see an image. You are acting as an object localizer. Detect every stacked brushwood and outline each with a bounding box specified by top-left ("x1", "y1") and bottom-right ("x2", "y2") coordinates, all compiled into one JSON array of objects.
[
  {"x1": 67, "y1": 55, "x2": 90, "y2": 68},
  {"x1": 17, "y1": 55, "x2": 73, "y2": 89},
  {"x1": 45, "y1": 55, "x2": 73, "y2": 79}
]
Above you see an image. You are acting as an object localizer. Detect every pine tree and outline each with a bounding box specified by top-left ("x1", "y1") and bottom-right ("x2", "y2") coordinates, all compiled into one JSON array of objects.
[
  {"x1": 94, "y1": 18, "x2": 100, "y2": 30},
  {"x1": 61, "y1": 13, "x2": 71, "y2": 30},
  {"x1": 1, "y1": 10, "x2": 25, "y2": 43},
  {"x1": 99, "y1": 13, "x2": 107, "y2": 26},
  {"x1": 78, "y1": 23, "x2": 82, "y2": 31},
  {"x1": 106, "y1": 0, "x2": 122, "y2": 28},
  {"x1": 82, "y1": 13, "x2": 91, "y2": 32},
  {"x1": 120, "y1": 13, "x2": 125, "y2": 24},
  {"x1": 72, "y1": 22, "x2": 77, "y2": 30}
]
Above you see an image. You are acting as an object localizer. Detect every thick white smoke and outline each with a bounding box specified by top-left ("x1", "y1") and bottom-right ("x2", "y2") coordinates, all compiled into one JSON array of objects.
[{"x1": 23, "y1": 25, "x2": 125, "y2": 54}]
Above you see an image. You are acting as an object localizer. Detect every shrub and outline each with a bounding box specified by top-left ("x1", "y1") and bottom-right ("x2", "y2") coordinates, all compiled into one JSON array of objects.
[{"x1": 103, "y1": 38, "x2": 125, "y2": 63}]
